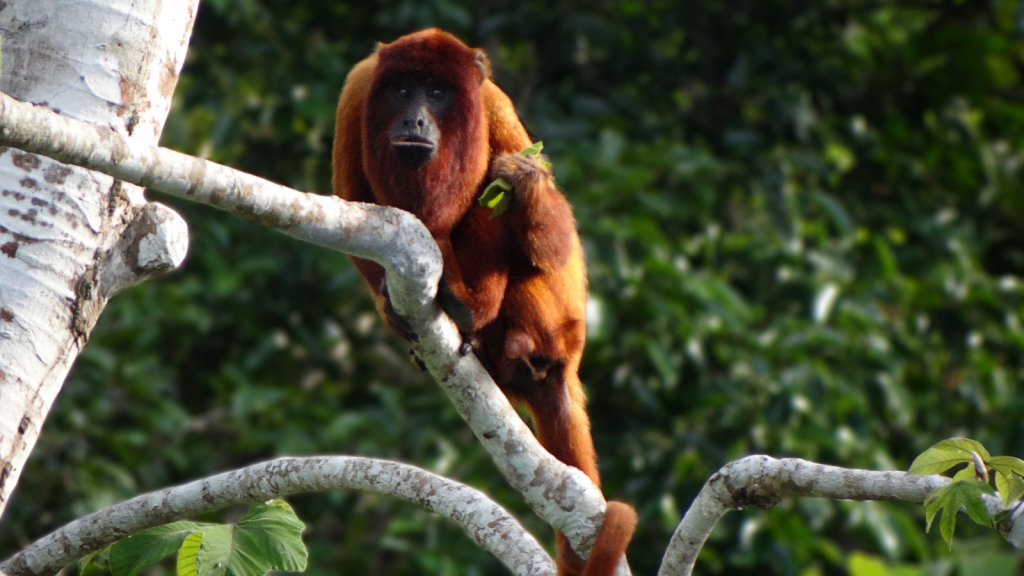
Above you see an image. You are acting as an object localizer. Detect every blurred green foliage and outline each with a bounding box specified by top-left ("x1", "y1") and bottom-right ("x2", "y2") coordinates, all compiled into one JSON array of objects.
[{"x1": 5, "y1": 0, "x2": 1024, "y2": 575}]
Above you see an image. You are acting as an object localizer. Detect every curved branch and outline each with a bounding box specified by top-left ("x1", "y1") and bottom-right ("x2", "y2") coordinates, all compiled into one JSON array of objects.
[
  {"x1": 0, "y1": 91, "x2": 614, "y2": 566},
  {"x1": 0, "y1": 456, "x2": 554, "y2": 576},
  {"x1": 658, "y1": 456, "x2": 1024, "y2": 576}
]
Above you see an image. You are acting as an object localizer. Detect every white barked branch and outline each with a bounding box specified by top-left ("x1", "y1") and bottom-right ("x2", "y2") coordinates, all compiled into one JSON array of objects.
[
  {"x1": 658, "y1": 456, "x2": 1024, "y2": 576},
  {"x1": 0, "y1": 457, "x2": 554, "y2": 576},
  {"x1": 0, "y1": 0, "x2": 198, "y2": 519}
]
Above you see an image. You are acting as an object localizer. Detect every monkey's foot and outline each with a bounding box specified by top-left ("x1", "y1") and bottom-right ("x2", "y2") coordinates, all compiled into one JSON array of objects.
[
  {"x1": 409, "y1": 348, "x2": 427, "y2": 371},
  {"x1": 523, "y1": 355, "x2": 554, "y2": 381},
  {"x1": 381, "y1": 278, "x2": 419, "y2": 342},
  {"x1": 458, "y1": 334, "x2": 480, "y2": 356}
]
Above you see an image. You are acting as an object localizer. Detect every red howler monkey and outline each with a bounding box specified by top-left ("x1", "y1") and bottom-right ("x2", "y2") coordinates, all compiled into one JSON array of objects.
[{"x1": 332, "y1": 29, "x2": 636, "y2": 576}]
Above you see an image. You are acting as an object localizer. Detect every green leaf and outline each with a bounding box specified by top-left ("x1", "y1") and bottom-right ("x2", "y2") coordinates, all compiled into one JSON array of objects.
[
  {"x1": 177, "y1": 532, "x2": 203, "y2": 576},
  {"x1": 988, "y1": 455, "x2": 1024, "y2": 477},
  {"x1": 824, "y1": 141, "x2": 855, "y2": 173},
  {"x1": 946, "y1": 438, "x2": 991, "y2": 460},
  {"x1": 80, "y1": 546, "x2": 113, "y2": 576},
  {"x1": 951, "y1": 465, "x2": 977, "y2": 482},
  {"x1": 872, "y1": 238, "x2": 898, "y2": 281},
  {"x1": 195, "y1": 525, "x2": 231, "y2": 576},
  {"x1": 938, "y1": 492, "x2": 958, "y2": 545},
  {"x1": 478, "y1": 178, "x2": 511, "y2": 219},
  {"x1": 518, "y1": 141, "x2": 551, "y2": 168},
  {"x1": 847, "y1": 551, "x2": 890, "y2": 576},
  {"x1": 923, "y1": 495, "x2": 940, "y2": 534},
  {"x1": 922, "y1": 479, "x2": 994, "y2": 548},
  {"x1": 110, "y1": 521, "x2": 210, "y2": 576},
  {"x1": 909, "y1": 438, "x2": 990, "y2": 476},
  {"x1": 230, "y1": 499, "x2": 307, "y2": 573},
  {"x1": 989, "y1": 456, "x2": 1024, "y2": 506},
  {"x1": 186, "y1": 500, "x2": 307, "y2": 576},
  {"x1": 478, "y1": 141, "x2": 552, "y2": 219},
  {"x1": 961, "y1": 487, "x2": 994, "y2": 527},
  {"x1": 812, "y1": 192, "x2": 855, "y2": 236},
  {"x1": 519, "y1": 141, "x2": 544, "y2": 157},
  {"x1": 994, "y1": 469, "x2": 1024, "y2": 507}
]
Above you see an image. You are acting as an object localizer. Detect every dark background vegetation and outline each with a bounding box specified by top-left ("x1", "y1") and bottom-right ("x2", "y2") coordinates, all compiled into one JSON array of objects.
[{"x1": 5, "y1": 0, "x2": 1024, "y2": 574}]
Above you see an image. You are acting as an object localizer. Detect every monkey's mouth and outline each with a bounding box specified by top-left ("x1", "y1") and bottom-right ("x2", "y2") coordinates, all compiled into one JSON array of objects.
[
  {"x1": 392, "y1": 135, "x2": 435, "y2": 147},
  {"x1": 391, "y1": 136, "x2": 436, "y2": 167}
]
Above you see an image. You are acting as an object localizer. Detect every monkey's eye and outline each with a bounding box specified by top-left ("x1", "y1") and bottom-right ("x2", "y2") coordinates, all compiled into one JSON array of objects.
[
  {"x1": 428, "y1": 88, "x2": 445, "y2": 99},
  {"x1": 398, "y1": 88, "x2": 409, "y2": 97}
]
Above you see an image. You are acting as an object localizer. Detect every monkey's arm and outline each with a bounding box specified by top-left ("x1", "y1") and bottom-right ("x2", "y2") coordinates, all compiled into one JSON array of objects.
[
  {"x1": 489, "y1": 153, "x2": 578, "y2": 271},
  {"x1": 482, "y1": 81, "x2": 579, "y2": 272},
  {"x1": 443, "y1": 213, "x2": 510, "y2": 334}
]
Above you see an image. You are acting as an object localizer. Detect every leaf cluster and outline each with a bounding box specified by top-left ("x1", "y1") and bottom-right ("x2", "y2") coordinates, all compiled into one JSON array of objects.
[
  {"x1": 78, "y1": 501, "x2": 307, "y2": 576},
  {"x1": 909, "y1": 438, "x2": 1024, "y2": 548}
]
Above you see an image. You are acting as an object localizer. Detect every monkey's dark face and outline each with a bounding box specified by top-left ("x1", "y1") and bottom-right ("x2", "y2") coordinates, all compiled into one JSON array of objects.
[{"x1": 385, "y1": 76, "x2": 454, "y2": 167}]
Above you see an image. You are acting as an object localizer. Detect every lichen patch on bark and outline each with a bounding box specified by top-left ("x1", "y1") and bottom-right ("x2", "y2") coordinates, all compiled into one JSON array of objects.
[{"x1": 11, "y1": 152, "x2": 39, "y2": 172}]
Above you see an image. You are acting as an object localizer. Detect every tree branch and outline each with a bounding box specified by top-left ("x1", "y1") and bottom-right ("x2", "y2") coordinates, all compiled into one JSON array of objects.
[
  {"x1": 0, "y1": 0, "x2": 198, "y2": 519},
  {"x1": 0, "y1": 90, "x2": 616, "y2": 568},
  {"x1": 657, "y1": 455, "x2": 1024, "y2": 576},
  {"x1": 0, "y1": 456, "x2": 554, "y2": 576},
  {"x1": 97, "y1": 202, "x2": 188, "y2": 297}
]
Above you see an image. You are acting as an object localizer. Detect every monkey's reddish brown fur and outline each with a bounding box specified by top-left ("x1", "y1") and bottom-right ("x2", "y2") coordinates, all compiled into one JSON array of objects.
[{"x1": 333, "y1": 29, "x2": 636, "y2": 576}]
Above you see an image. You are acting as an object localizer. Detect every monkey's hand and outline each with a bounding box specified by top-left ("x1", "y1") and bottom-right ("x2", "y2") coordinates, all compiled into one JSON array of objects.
[
  {"x1": 383, "y1": 278, "x2": 478, "y2": 367},
  {"x1": 380, "y1": 278, "x2": 419, "y2": 343},
  {"x1": 489, "y1": 152, "x2": 575, "y2": 271},
  {"x1": 436, "y1": 278, "x2": 481, "y2": 356},
  {"x1": 381, "y1": 279, "x2": 432, "y2": 371},
  {"x1": 489, "y1": 152, "x2": 552, "y2": 208}
]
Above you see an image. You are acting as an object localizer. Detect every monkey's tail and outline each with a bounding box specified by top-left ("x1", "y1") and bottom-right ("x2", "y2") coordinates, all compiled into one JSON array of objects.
[
  {"x1": 579, "y1": 502, "x2": 637, "y2": 576},
  {"x1": 517, "y1": 368, "x2": 637, "y2": 576},
  {"x1": 554, "y1": 501, "x2": 637, "y2": 576}
]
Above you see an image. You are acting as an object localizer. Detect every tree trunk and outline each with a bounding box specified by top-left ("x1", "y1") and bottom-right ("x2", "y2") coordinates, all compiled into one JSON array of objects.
[{"x1": 0, "y1": 0, "x2": 197, "y2": 519}]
